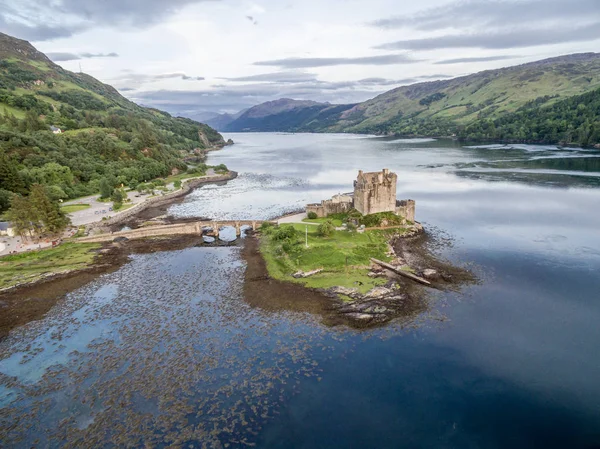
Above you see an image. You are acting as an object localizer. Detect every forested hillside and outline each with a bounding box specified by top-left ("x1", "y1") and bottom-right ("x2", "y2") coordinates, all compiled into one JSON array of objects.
[
  {"x1": 0, "y1": 32, "x2": 225, "y2": 214},
  {"x1": 459, "y1": 88, "x2": 600, "y2": 146}
]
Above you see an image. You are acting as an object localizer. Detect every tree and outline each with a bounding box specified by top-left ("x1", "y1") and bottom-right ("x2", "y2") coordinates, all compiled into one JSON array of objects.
[
  {"x1": 0, "y1": 188, "x2": 14, "y2": 214},
  {"x1": 317, "y1": 220, "x2": 335, "y2": 237},
  {"x1": 99, "y1": 177, "x2": 114, "y2": 199},
  {"x1": 0, "y1": 154, "x2": 27, "y2": 194},
  {"x1": 5, "y1": 195, "x2": 35, "y2": 239},
  {"x1": 28, "y1": 184, "x2": 70, "y2": 236}
]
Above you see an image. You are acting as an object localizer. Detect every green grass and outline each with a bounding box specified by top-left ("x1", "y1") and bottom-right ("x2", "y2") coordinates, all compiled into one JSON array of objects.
[
  {"x1": 0, "y1": 103, "x2": 26, "y2": 119},
  {"x1": 260, "y1": 224, "x2": 396, "y2": 295},
  {"x1": 113, "y1": 203, "x2": 135, "y2": 212},
  {"x1": 0, "y1": 242, "x2": 100, "y2": 289},
  {"x1": 60, "y1": 203, "x2": 91, "y2": 213},
  {"x1": 302, "y1": 217, "x2": 344, "y2": 227}
]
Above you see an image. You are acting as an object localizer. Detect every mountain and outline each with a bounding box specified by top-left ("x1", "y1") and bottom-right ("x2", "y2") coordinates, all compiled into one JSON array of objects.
[
  {"x1": 221, "y1": 98, "x2": 355, "y2": 132},
  {"x1": 0, "y1": 32, "x2": 226, "y2": 210},
  {"x1": 204, "y1": 109, "x2": 247, "y2": 131},
  {"x1": 327, "y1": 53, "x2": 600, "y2": 137},
  {"x1": 223, "y1": 54, "x2": 600, "y2": 146}
]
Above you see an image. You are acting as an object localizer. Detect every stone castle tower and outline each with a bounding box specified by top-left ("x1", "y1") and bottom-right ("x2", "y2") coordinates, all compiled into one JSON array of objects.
[{"x1": 353, "y1": 169, "x2": 398, "y2": 215}]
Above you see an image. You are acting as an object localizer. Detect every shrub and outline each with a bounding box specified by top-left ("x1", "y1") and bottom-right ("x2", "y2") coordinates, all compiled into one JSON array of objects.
[
  {"x1": 173, "y1": 180, "x2": 182, "y2": 189},
  {"x1": 317, "y1": 220, "x2": 335, "y2": 237},
  {"x1": 273, "y1": 225, "x2": 298, "y2": 241},
  {"x1": 307, "y1": 211, "x2": 318, "y2": 219}
]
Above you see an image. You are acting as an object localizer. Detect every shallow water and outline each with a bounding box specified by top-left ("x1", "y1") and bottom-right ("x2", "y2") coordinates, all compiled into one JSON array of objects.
[{"x1": 2, "y1": 134, "x2": 600, "y2": 448}]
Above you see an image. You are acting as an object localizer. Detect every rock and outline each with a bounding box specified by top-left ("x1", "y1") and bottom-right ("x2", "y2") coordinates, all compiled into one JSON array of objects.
[
  {"x1": 346, "y1": 313, "x2": 373, "y2": 321},
  {"x1": 113, "y1": 236, "x2": 129, "y2": 243},
  {"x1": 364, "y1": 286, "x2": 392, "y2": 298},
  {"x1": 330, "y1": 286, "x2": 358, "y2": 296},
  {"x1": 292, "y1": 268, "x2": 323, "y2": 279},
  {"x1": 423, "y1": 269, "x2": 439, "y2": 279}
]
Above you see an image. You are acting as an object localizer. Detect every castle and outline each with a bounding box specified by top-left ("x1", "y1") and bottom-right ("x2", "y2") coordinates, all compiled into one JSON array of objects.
[{"x1": 306, "y1": 169, "x2": 415, "y2": 222}]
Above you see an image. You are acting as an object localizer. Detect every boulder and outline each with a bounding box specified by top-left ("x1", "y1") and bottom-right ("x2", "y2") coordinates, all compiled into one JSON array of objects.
[
  {"x1": 423, "y1": 269, "x2": 439, "y2": 280},
  {"x1": 364, "y1": 286, "x2": 392, "y2": 298}
]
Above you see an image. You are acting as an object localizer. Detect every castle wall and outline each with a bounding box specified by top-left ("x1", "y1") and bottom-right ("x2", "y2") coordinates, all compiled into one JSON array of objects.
[
  {"x1": 306, "y1": 194, "x2": 352, "y2": 218},
  {"x1": 396, "y1": 200, "x2": 416, "y2": 223}
]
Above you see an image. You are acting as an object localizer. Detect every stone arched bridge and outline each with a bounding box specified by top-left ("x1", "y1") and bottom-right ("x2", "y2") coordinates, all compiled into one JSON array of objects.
[{"x1": 75, "y1": 220, "x2": 274, "y2": 243}]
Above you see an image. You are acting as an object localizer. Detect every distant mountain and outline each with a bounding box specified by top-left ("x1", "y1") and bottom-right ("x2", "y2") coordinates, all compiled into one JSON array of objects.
[
  {"x1": 221, "y1": 53, "x2": 600, "y2": 146},
  {"x1": 221, "y1": 98, "x2": 355, "y2": 132},
  {"x1": 0, "y1": 31, "x2": 226, "y2": 208},
  {"x1": 204, "y1": 109, "x2": 247, "y2": 131}
]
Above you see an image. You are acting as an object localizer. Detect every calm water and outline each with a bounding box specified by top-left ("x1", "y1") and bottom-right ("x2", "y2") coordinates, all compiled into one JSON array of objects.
[{"x1": 1, "y1": 133, "x2": 600, "y2": 448}]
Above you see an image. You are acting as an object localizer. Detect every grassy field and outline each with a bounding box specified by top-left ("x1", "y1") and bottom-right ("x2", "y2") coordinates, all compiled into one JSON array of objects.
[
  {"x1": 302, "y1": 216, "x2": 344, "y2": 227},
  {"x1": 260, "y1": 223, "x2": 397, "y2": 294},
  {"x1": 0, "y1": 242, "x2": 101, "y2": 290},
  {"x1": 61, "y1": 203, "x2": 91, "y2": 213}
]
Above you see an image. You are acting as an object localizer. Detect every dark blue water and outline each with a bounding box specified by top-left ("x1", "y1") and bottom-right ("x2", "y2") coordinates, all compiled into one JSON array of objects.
[{"x1": 1, "y1": 134, "x2": 599, "y2": 448}]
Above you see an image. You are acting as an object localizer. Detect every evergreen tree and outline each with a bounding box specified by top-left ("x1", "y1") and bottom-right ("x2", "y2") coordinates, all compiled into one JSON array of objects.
[
  {"x1": 28, "y1": 184, "x2": 70, "y2": 236},
  {"x1": 5, "y1": 194, "x2": 35, "y2": 239},
  {"x1": 0, "y1": 153, "x2": 27, "y2": 194}
]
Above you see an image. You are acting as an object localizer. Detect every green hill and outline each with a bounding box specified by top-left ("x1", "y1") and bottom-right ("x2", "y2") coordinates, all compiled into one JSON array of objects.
[
  {"x1": 0, "y1": 32, "x2": 225, "y2": 212},
  {"x1": 329, "y1": 53, "x2": 600, "y2": 137}
]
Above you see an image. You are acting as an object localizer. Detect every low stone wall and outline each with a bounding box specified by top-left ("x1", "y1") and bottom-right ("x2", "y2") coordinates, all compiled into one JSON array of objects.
[{"x1": 86, "y1": 171, "x2": 237, "y2": 231}]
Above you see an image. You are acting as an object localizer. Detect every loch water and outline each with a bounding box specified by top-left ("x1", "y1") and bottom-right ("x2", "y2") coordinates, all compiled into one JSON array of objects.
[{"x1": 1, "y1": 133, "x2": 600, "y2": 448}]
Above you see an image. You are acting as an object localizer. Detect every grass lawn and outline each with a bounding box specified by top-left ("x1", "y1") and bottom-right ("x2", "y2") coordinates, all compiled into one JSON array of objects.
[
  {"x1": 260, "y1": 223, "x2": 398, "y2": 294},
  {"x1": 113, "y1": 203, "x2": 135, "y2": 212},
  {"x1": 0, "y1": 242, "x2": 100, "y2": 290},
  {"x1": 61, "y1": 203, "x2": 91, "y2": 213},
  {"x1": 302, "y1": 217, "x2": 344, "y2": 227}
]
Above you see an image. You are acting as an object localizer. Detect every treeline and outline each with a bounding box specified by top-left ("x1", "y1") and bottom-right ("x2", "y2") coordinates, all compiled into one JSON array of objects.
[{"x1": 459, "y1": 88, "x2": 600, "y2": 146}]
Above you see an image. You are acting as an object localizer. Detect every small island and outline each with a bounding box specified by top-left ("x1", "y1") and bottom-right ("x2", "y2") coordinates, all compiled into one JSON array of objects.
[{"x1": 256, "y1": 169, "x2": 472, "y2": 325}]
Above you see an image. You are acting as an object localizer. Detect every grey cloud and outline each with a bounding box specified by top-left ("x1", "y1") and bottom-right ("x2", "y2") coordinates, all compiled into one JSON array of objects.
[
  {"x1": 435, "y1": 55, "x2": 520, "y2": 65},
  {"x1": 46, "y1": 52, "x2": 81, "y2": 61},
  {"x1": 376, "y1": 23, "x2": 600, "y2": 51},
  {"x1": 128, "y1": 71, "x2": 454, "y2": 114},
  {"x1": 221, "y1": 72, "x2": 318, "y2": 83},
  {"x1": 370, "y1": 0, "x2": 599, "y2": 30},
  {"x1": 254, "y1": 54, "x2": 421, "y2": 68},
  {"x1": 79, "y1": 52, "x2": 119, "y2": 58},
  {"x1": 47, "y1": 51, "x2": 120, "y2": 61},
  {"x1": 1, "y1": 0, "x2": 216, "y2": 41}
]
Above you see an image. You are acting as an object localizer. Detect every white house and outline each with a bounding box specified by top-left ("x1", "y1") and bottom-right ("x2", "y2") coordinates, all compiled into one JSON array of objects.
[
  {"x1": 50, "y1": 125, "x2": 62, "y2": 134},
  {"x1": 0, "y1": 222, "x2": 15, "y2": 237}
]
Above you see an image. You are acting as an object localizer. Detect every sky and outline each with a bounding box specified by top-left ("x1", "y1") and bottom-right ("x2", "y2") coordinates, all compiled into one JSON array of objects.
[{"x1": 1, "y1": 0, "x2": 599, "y2": 117}]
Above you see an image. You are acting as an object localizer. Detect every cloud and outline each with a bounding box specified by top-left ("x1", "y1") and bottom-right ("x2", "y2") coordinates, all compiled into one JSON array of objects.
[
  {"x1": 245, "y1": 15, "x2": 258, "y2": 25},
  {"x1": 111, "y1": 71, "x2": 205, "y2": 90},
  {"x1": 127, "y1": 71, "x2": 458, "y2": 114},
  {"x1": 253, "y1": 54, "x2": 422, "y2": 68},
  {"x1": 221, "y1": 71, "x2": 318, "y2": 83},
  {"x1": 46, "y1": 51, "x2": 119, "y2": 61},
  {"x1": 435, "y1": 55, "x2": 520, "y2": 65},
  {"x1": 370, "y1": 0, "x2": 599, "y2": 30},
  {"x1": 79, "y1": 52, "x2": 119, "y2": 58},
  {"x1": 376, "y1": 23, "x2": 600, "y2": 51},
  {"x1": 0, "y1": 0, "x2": 217, "y2": 41}
]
